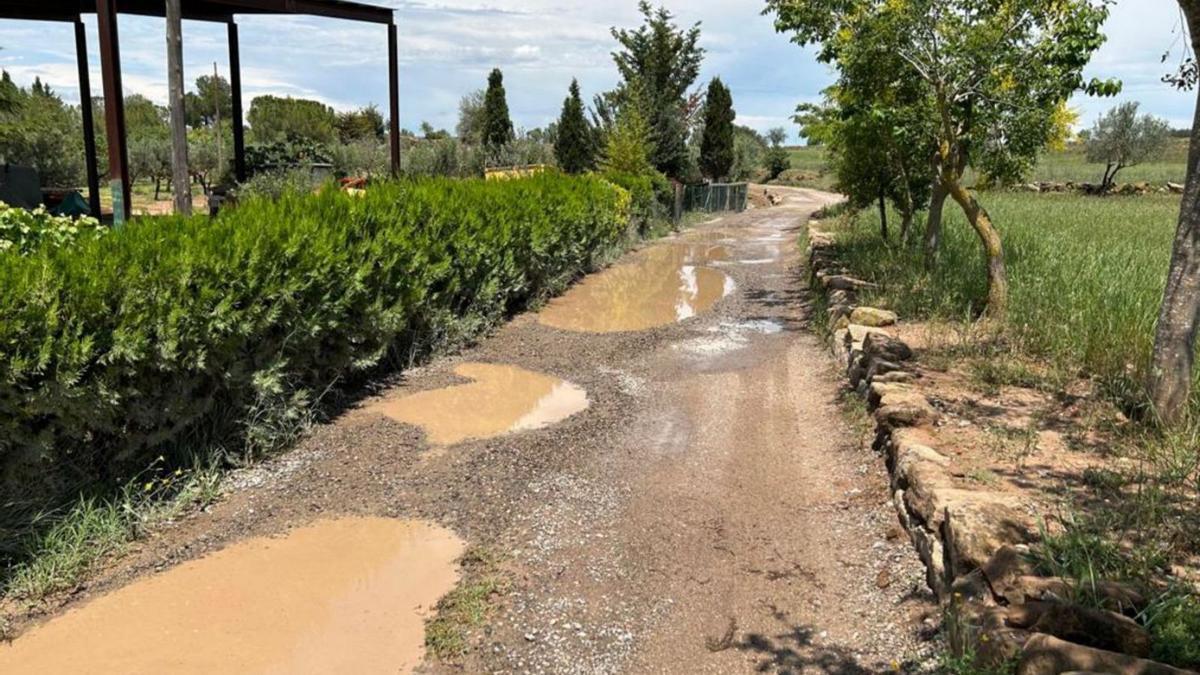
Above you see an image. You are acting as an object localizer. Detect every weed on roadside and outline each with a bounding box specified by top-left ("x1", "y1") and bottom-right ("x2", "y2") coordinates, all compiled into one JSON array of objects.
[
  {"x1": 2, "y1": 456, "x2": 224, "y2": 603},
  {"x1": 425, "y1": 546, "x2": 508, "y2": 660}
]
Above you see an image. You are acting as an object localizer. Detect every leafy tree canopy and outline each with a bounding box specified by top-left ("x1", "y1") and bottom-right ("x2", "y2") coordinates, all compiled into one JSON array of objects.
[
  {"x1": 247, "y1": 95, "x2": 336, "y2": 146},
  {"x1": 610, "y1": 2, "x2": 704, "y2": 178},
  {"x1": 1085, "y1": 101, "x2": 1171, "y2": 188}
]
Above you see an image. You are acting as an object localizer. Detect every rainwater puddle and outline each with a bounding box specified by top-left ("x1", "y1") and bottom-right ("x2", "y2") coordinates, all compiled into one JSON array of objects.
[
  {"x1": 539, "y1": 245, "x2": 733, "y2": 333},
  {"x1": 0, "y1": 518, "x2": 465, "y2": 675},
  {"x1": 371, "y1": 363, "x2": 589, "y2": 445}
]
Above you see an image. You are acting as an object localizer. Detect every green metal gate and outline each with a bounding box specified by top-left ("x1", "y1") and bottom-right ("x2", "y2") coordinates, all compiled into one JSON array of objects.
[{"x1": 683, "y1": 182, "x2": 749, "y2": 213}]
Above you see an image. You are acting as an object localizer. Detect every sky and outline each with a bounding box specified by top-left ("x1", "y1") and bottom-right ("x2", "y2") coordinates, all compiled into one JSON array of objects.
[{"x1": 0, "y1": 0, "x2": 1196, "y2": 144}]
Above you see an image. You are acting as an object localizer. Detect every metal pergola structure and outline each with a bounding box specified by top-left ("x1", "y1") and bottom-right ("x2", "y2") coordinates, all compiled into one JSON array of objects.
[{"x1": 0, "y1": 0, "x2": 400, "y2": 221}]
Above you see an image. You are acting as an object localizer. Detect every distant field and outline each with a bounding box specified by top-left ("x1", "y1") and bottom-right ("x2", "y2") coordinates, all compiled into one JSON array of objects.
[{"x1": 784, "y1": 140, "x2": 1190, "y2": 189}]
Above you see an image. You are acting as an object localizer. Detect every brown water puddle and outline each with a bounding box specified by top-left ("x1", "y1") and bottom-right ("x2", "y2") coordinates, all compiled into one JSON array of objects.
[
  {"x1": 370, "y1": 363, "x2": 589, "y2": 446},
  {"x1": 538, "y1": 244, "x2": 734, "y2": 333},
  {"x1": 0, "y1": 518, "x2": 465, "y2": 674}
]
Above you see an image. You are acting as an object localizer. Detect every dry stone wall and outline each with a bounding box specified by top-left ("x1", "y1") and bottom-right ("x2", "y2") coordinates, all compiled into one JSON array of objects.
[{"x1": 806, "y1": 219, "x2": 1198, "y2": 675}]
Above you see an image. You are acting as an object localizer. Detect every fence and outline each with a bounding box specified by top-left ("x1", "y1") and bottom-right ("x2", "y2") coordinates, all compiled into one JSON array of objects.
[{"x1": 682, "y1": 182, "x2": 749, "y2": 214}]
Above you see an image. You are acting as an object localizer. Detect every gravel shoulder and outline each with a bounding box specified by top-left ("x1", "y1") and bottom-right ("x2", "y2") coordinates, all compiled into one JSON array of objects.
[{"x1": 4, "y1": 187, "x2": 936, "y2": 673}]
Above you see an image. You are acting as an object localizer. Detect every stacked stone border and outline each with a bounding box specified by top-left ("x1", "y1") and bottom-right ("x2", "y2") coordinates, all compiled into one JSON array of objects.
[{"x1": 806, "y1": 217, "x2": 1198, "y2": 675}]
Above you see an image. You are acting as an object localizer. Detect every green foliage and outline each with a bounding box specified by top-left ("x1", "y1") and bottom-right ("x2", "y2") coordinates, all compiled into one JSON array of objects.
[
  {"x1": 247, "y1": 95, "x2": 337, "y2": 145},
  {"x1": 763, "y1": 127, "x2": 791, "y2": 180},
  {"x1": 184, "y1": 73, "x2": 232, "y2": 129},
  {"x1": 603, "y1": 107, "x2": 656, "y2": 176},
  {"x1": 0, "y1": 175, "x2": 630, "y2": 511},
  {"x1": 0, "y1": 73, "x2": 85, "y2": 187},
  {"x1": 554, "y1": 79, "x2": 596, "y2": 174},
  {"x1": 610, "y1": 2, "x2": 704, "y2": 178},
  {"x1": 1144, "y1": 593, "x2": 1200, "y2": 668},
  {"x1": 730, "y1": 126, "x2": 767, "y2": 182},
  {"x1": 0, "y1": 202, "x2": 106, "y2": 255},
  {"x1": 699, "y1": 77, "x2": 735, "y2": 181},
  {"x1": 1086, "y1": 102, "x2": 1172, "y2": 189},
  {"x1": 335, "y1": 105, "x2": 386, "y2": 144},
  {"x1": 602, "y1": 168, "x2": 671, "y2": 234},
  {"x1": 482, "y1": 69, "x2": 514, "y2": 148},
  {"x1": 244, "y1": 139, "x2": 331, "y2": 175},
  {"x1": 456, "y1": 90, "x2": 486, "y2": 144},
  {"x1": 836, "y1": 194, "x2": 1196, "y2": 413}
]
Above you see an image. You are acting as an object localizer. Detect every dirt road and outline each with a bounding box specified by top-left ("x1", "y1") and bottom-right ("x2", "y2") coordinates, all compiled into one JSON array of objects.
[{"x1": 2, "y1": 187, "x2": 934, "y2": 674}]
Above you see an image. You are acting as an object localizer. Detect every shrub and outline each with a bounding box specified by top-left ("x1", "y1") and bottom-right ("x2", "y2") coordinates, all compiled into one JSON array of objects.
[
  {"x1": 0, "y1": 202, "x2": 106, "y2": 255},
  {"x1": 0, "y1": 174, "x2": 630, "y2": 510},
  {"x1": 602, "y1": 169, "x2": 672, "y2": 234}
]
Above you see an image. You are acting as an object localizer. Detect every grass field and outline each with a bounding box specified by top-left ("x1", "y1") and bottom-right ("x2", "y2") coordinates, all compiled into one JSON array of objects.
[
  {"x1": 831, "y1": 192, "x2": 1191, "y2": 411},
  {"x1": 786, "y1": 140, "x2": 1190, "y2": 189}
]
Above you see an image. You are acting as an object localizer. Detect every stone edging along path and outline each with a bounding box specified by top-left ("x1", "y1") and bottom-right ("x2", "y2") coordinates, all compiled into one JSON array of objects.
[{"x1": 805, "y1": 216, "x2": 1199, "y2": 675}]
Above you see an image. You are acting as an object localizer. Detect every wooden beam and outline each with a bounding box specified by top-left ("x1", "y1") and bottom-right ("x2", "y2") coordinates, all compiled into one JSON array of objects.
[
  {"x1": 95, "y1": 0, "x2": 130, "y2": 223},
  {"x1": 388, "y1": 21, "x2": 400, "y2": 176},
  {"x1": 166, "y1": 0, "x2": 191, "y2": 215},
  {"x1": 228, "y1": 21, "x2": 245, "y2": 183},
  {"x1": 202, "y1": 0, "x2": 394, "y2": 24},
  {"x1": 74, "y1": 18, "x2": 101, "y2": 218}
]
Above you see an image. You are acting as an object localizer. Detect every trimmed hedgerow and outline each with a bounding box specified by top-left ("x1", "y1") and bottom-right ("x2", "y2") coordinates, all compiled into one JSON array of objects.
[{"x1": 0, "y1": 173, "x2": 630, "y2": 504}]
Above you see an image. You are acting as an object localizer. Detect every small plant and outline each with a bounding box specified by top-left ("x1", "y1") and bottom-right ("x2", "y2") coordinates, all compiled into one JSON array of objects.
[
  {"x1": 0, "y1": 201, "x2": 105, "y2": 255},
  {"x1": 425, "y1": 546, "x2": 507, "y2": 660},
  {"x1": 1142, "y1": 591, "x2": 1200, "y2": 669}
]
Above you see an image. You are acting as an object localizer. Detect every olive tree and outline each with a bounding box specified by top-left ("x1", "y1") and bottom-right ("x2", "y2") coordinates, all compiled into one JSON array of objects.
[
  {"x1": 768, "y1": 0, "x2": 1116, "y2": 319},
  {"x1": 1086, "y1": 102, "x2": 1171, "y2": 191}
]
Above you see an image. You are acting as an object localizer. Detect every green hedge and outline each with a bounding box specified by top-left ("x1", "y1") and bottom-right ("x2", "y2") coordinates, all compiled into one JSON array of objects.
[{"x1": 0, "y1": 174, "x2": 630, "y2": 504}]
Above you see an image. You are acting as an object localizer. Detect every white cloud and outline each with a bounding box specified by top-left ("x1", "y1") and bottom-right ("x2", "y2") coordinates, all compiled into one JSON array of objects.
[{"x1": 0, "y1": 0, "x2": 1192, "y2": 140}]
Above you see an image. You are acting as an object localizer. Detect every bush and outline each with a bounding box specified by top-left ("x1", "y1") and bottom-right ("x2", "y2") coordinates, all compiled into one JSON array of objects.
[
  {"x1": 0, "y1": 202, "x2": 105, "y2": 255},
  {"x1": 0, "y1": 174, "x2": 630, "y2": 509},
  {"x1": 602, "y1": 169, "x2": 672, "y2": 234}
]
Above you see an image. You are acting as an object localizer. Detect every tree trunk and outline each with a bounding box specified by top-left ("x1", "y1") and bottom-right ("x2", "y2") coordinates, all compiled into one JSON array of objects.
[
  {"x1": 947, "y1": 180, "x2": 1008, "y2": 320},
  {"x1": 153, "y1": 178, "x2": 160, "y2": 201},
  {"x1": 166, "y1": 0, "x2": 191, "y2": 215},
  {"x1": 924, "y1": 180, "x2": 948, "y2": 266},
  {"x1": 878, "y1": 192, "x2": 889, "y2": 241},
  {"x1": 1148, "y1": 7, "x2": 1200, "y2": 425}
]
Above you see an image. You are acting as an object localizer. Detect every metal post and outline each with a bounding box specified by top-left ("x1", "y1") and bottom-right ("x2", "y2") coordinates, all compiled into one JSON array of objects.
[
  {"x1": 228, "y1": 21, "x2": 245, "y2": 183},
  {"x1": 166, "y1": 0, "x2": 191, "y2": 215},
  {"x1": 95, "y1": 0, "x2": 130, "y2": 224},
  {"x1": 74, "y1": 18, "x2": 101, "y2": 218},
  {"x1": 387, "y1": 22, "x2": 400, "y2": 176}
]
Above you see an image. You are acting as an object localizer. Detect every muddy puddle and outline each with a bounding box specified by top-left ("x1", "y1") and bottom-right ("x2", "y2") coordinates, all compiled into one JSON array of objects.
[
  {"x1": 371, "y1": 362, "x2": 589, "y2": 445},
  {"x1": 539, "y1": 244, "x2": 734, "y2": 333},
  {"x1": 0, "y1": 518, "x2": 464, "y2": 674}
]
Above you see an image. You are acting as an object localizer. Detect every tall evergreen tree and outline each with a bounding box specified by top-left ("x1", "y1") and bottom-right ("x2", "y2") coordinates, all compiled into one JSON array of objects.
[
  {"x1": 554, "y1": 79, "x2": 595, "y2": 174},
  {"x1": 482, "y1": 68, "x2": 514, "y2": 149},
  {"x1": 610, "y1": 2, "x2": 704, "y2": 179},
  {"x1": 699, "y1": 77, "x2": 735, "y2": 181}
]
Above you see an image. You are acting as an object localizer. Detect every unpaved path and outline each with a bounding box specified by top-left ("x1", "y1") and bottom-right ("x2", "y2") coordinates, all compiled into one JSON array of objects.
[{"x1": 4, "y1": 187, "x2": 935, "y2": 673}]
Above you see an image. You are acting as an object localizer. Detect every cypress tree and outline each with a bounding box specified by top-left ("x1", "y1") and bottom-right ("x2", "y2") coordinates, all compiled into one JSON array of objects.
[
  {"x1": 554, "y1": 79, "x2": 595, "y2": 174},
  {"x1": 699, "y1": 77, "x2": 735, "y2": 181},
  {"x1": 482, "y1": 68, "x2": 514, "y2": 149}
]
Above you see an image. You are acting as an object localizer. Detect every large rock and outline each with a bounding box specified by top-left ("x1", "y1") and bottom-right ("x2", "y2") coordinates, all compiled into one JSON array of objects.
[
  {"x1": 943, "y1": 493, "x2": 1039, "y2": 576},
  {"x1": 863, "y1": 332, "x2": 914, "y2": 362},
  {"x1": 1018, "y1": 635, "x2": 1197, "y2": 675},
  {"x1": 875, "y1": 391, "x2": 940, "y2": 429},
  {"x1": 850, "y1": 306, "x2": 898, "y2": 327},
  {"x1": 824, "y1": 275, "x2": 878, "y2": 292},
  {"x1": 1005, "y1": 602, "x2": 1151, "y2": 658}
]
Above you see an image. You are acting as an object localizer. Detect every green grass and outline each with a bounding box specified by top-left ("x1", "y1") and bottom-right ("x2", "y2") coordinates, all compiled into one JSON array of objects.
[
  {"x1": 785, "y1": 142, "x2": 1189, "y2": 191},
  {"x1": 1028, "y1": 140, "x2": 1189, "y2": 186},
  {"x1": 425, "y1": 546, "x2": 506, "y2": 660},
  {"x1": 3, "y1": 458, "x2": 223, "y2": 602},
  {"x1": 833, "y1": 192, "x2": 1192, "y2": 414}
]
